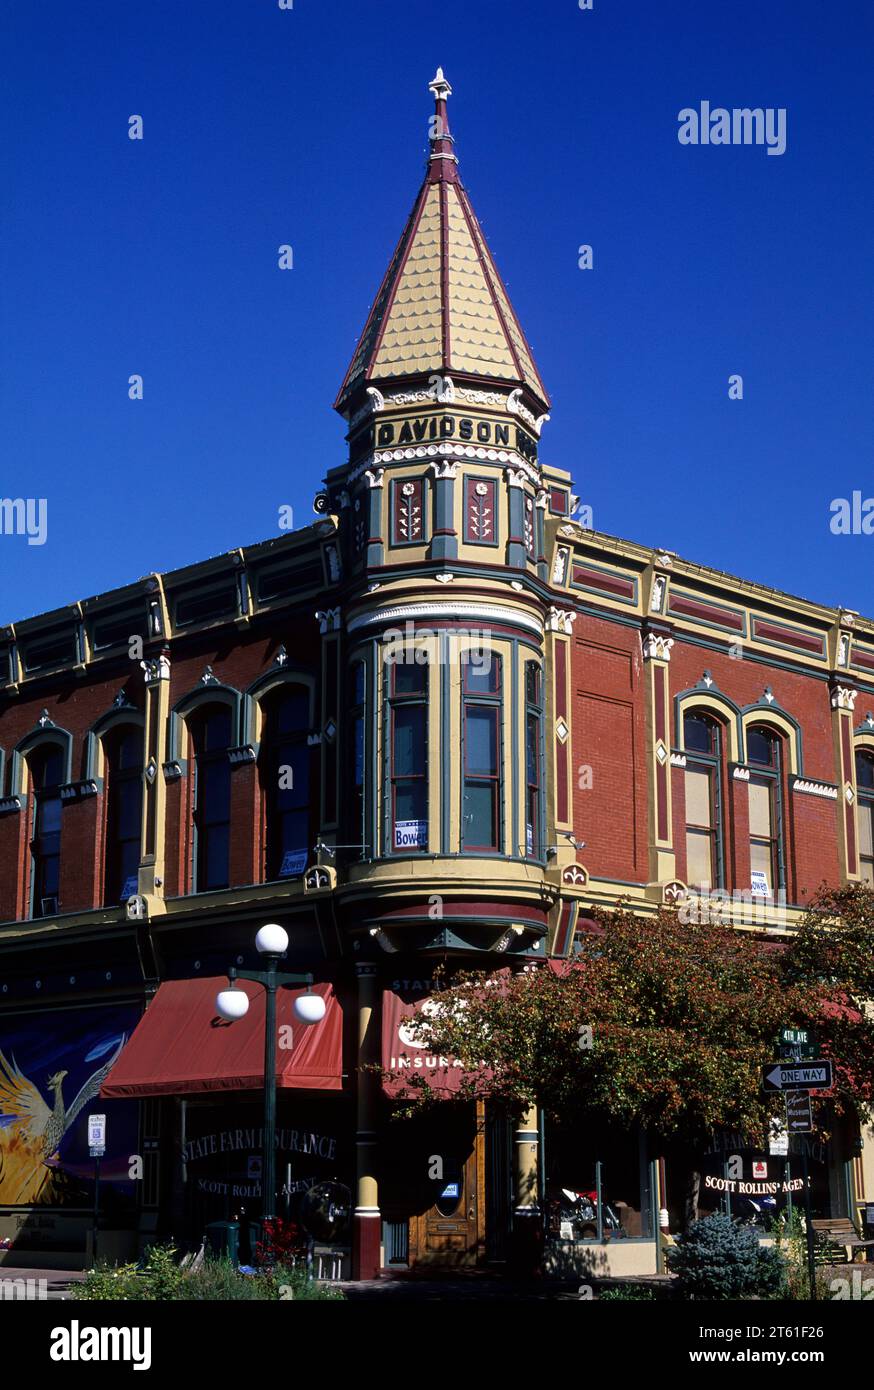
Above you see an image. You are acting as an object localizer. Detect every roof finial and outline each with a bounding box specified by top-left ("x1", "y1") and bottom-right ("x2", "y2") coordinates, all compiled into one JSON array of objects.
[{"x1": 427, "y1": 67, "x2": 457, "y2": 181}]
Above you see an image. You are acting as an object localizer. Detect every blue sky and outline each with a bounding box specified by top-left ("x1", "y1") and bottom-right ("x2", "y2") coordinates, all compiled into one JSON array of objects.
[{"x1": 2, "y1": 0, "x2": 872, "y2": 624}]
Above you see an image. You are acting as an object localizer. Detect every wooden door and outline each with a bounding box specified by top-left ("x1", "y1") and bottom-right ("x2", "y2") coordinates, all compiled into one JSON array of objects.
[{"x1": 410, "y1": 1103, "x2": 486, "y2": 1267}]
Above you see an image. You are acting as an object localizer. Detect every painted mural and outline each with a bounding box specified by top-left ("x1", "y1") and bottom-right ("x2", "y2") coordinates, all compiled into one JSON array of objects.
[{"x1": 0, "y1": 1007, "x2": 139, "y2": 1206}]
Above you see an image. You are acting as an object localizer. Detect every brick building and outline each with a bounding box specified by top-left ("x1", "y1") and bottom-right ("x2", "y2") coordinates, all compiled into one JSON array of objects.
[{"x1": 0, "y1": 70, "x2": 872, "y2": 1279}]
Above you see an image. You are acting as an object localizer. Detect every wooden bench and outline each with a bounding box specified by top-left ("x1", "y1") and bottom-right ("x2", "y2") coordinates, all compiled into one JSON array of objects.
[{"x1": 811, "y1": 1218, "x2": 874, "y2": 1264}]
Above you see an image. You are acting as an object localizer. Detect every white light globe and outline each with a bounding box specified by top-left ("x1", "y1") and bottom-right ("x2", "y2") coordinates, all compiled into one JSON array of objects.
[
  {"x1": 216, "y1": 987, "x2": 250, "y2": 1021},
  {"x1": 255, "y1": 923, "x2": 289, "y2": 956},
  {"x1": 294, "y1": 992, "x2": 326, "y2": 1025}
]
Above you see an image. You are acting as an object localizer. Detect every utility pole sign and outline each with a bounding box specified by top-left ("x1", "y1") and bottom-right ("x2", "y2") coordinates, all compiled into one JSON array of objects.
[{"x1": 88, "y1": 1113, "x2": 106, "y2": 1158}]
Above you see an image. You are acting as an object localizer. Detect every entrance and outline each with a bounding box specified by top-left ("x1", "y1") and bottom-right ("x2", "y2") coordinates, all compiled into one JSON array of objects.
[{"x1": 394, "y1": 1104, "x2": 486, "y2": 1267}]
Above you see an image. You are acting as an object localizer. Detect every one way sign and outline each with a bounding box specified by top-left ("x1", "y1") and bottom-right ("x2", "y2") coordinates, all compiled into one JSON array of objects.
[{"x1": 761, "y1": 1061, "x2": 833, "y2": 1093}]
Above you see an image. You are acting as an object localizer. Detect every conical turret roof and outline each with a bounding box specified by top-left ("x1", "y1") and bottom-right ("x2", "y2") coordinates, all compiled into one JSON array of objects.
[{"x1": 335, "y1": 69, "x2": 550, "y2": 414}]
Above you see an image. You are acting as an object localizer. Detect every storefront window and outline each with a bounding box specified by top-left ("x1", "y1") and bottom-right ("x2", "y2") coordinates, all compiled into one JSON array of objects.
[{"x1": 544, "y1": 1121, "x2": 654, "y2": 1242}]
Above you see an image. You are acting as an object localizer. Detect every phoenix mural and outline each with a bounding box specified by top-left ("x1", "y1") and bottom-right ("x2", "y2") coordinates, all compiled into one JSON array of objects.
[{"x1": 0, "y1": 1008, "x2": 137, "y2": 1205}]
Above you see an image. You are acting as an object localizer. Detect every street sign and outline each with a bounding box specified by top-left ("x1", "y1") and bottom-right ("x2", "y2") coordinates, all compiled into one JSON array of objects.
[
  {"x1": 768, "y1": 1118, "x2": 789, "y2": 1156},
  {"x1": 779, "y1": 1026, "x2": 817, "y2": 1048},
  {"x1": 761, "y1": 1061, "x2": 832, "y2": 1093},
  {"x1": 88, "y1": 1113, "x2": 106, "y2": 1156},
  {"x1": 786, "y1": 1093, "x2": 813, "y2": 1132}
]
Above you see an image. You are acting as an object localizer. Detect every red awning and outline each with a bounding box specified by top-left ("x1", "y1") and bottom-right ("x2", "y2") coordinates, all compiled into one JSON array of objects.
[
  {"x1": 382, "y1": 990, "x2": 488, "y2": 1099},
  {"x1": 101, "y1": 977, "x2": 342, "y2": 1099}
]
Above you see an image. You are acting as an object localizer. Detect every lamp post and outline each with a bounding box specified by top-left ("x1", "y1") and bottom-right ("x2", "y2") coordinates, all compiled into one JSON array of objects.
[{"x1": 216, "y1": 924, "x2": 326, "y2": 1221}]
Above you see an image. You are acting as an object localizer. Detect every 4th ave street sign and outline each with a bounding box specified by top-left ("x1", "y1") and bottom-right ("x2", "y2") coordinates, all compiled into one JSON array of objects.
[
  {"x1": 762, "y1": 1061, "x2": 832, "y2": 1092},
  {"x1": 761, "y1": 1061, "x2": 833, "y2": 1093}
]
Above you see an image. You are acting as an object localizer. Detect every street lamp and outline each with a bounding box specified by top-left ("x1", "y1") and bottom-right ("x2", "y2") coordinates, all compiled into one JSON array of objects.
[{"x1": 216, "y1": 923, "x2": 326, "y2": 1221}]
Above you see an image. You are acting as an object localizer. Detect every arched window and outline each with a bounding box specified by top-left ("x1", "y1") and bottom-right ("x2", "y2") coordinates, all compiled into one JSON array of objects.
[
  {"x1": 683, "y1": 712, "x2": 723, "y2": 891},
  {"x1": 191, "y1": 705, "x2": 232, "y2": 892},
  {"x1": 390, "y1": 657, "x2": 429, "y2": 852},
  {"x1": 856, "y1": 751, "x2": 874, "y2": 886},
  {"x1": 462, "y1": 653, "x2": 502, "y2": 853},
  {"x1": 104, "y1": 727, "x2": 144, "y2": 904},
  {"x1": 29, "y1": 744, "x2": 64, "y2": 917},
  {"x1": 262, "y1": 687, "x2": 312, "y2": 880},
  {"x1": 747, "y1": 726, "x2": 784, "y2": 898}
]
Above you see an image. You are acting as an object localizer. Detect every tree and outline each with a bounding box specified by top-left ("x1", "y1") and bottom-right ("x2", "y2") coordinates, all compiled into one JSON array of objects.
[{"x1": 401, "y1": 894, "x2": 874, "y2": 1225}]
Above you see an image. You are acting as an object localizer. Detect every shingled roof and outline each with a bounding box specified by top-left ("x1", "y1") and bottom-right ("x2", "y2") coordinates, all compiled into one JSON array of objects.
[{"x1": 334, "y1": 69, "x2": 550, "y2": 414}]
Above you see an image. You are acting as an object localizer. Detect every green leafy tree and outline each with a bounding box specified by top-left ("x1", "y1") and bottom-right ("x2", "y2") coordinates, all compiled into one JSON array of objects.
[{"x1": 402, "y1": 893, "x2": 874, "y2": 1225}]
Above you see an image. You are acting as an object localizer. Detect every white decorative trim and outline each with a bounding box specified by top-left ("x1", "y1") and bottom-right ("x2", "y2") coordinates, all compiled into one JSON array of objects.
[
  {"x1": 141, "y1": 655, "x2": 170, "y2": 685},
  {"x1": 504, "y1": 466, "x2": 527, "y2": 490},
  {"x1": 457, "y1": 387, "x2": 507, "y2": 407},
  {"x1": 315, "y1": 607, "x2": 342, "y2": 634},
  {"x1": 347, "y1": 603, "x2": 544, "y2": 637},
  {"x1": 546, "y1": 607, "x2": 577, "y2": 634},
  {"x1": 364, "y1": 467, "x2": 384, "y2": 490},
  {"x1": 733, "y1": 766, "x2": 751, "y2": 781},
  {"x1": 837, "y1": 633, "x2": 850, "y2": 668},
  {"x1": 429, "y1": 459, "x2": 458, "y2": 480},
  {"x1": 670, "y1": 752, "x2": 687, "y2": 768},
  {"x1": 839, "y1": 609, "x2": 857, "y2": 628},
  {"x1": 790, "y1": 778, "x2": 838, "y2": 800},
  {"x1": 650, "y1": 575, "x2": 666, "y2": 613},
  {"x1": 643, "y1": 633, "x2": 674, "y2": 662},
  {"x1": 562, "y1": 864, "x2": 588, "y2": 886},
  {"x1": 348, "y1": 444, "x2": 540, "y2": 486},
  {"x1": 434, "y1": 573, "x2": 454, "y2": 584},
  {"x1": 831, "y1": 684, "x2": 858, "y2": 711},
  {"x1": 552, "y1": 547, "x2": 570, "y2": 586}
]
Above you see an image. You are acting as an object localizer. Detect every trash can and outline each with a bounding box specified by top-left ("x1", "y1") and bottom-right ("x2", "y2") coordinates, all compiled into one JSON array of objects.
[{"x1": 205, "y1": 1220, "x2": 240, "y2": 1262}]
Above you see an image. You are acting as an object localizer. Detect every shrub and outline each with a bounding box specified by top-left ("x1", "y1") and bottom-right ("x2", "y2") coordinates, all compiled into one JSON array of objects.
[
  {"x1": 599, "y1": 1284, "x2": 657, "y2": 1300},
  {"x1": 177, "y1": 1257, "x2": 273, "y2": 1301},
  {"x1": 74, "y1": 1243, "x2": 183, "y2": 1302},
  {"x1": 255, "y1": 1217, "x2": 308, "y2": 1268},
  {"x1": 667, "y1": 1213, "x2": 787, "y2": 1300}
]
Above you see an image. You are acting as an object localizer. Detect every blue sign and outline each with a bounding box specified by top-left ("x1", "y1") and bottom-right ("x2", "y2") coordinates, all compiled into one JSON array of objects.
[{"x1": 279, "y1": 849, "x2": 308, "y2": 879}]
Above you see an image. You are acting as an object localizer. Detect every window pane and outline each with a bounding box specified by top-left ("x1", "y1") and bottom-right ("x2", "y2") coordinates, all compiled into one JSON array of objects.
[
  {"x1": 203, "y1": 825, "x2": 229, "y2": 889},
  {"x1": 750, "y1": 840, "x2": 773, "y2": 891},
  {"x1": 859, "y1": 804, "x2": 874, "y2": 860},
  {"x1": 117, "y1": 731, "x2": 143, "y2": 771},
  {"x1": 395, "y1": 781, "x2": 426, "y2": 825},
  {"x1": 747, "y1": 729, "x2": 775, "y2": 766},
  {"x1": 684, "y1": 768, "x2": 712, "y2": 828},
  {"x1": 464, "y1": 655, "x2": 500, "y2": 695},
  {"x1": 526, "y1": 663, "x2": 541, "y2": 706},
  {"x1": 393, "y1": 661, "x2": 428, "y2": 696},
  {"x1": 37, "y1": 796, "x2": 62, "y2": 835},
  {"x1": 748, "y1": 780, "x2": 772, "y2": 838},
  {"x1": 861, "y1": 858, "x2": 874, "y2": 887},
  {"x1": 465, "y1": 783, "x2": 497, "y2": 848},
  {"x1": 275, "y1": 741, "x2": 309, "y2": 810},
  {"x1": 856, "y1": 755, "x2": 874, "y2": 791},
  {"x1": 684, "y1": 715, "x2": 715, "y2": 755},
  {"x1": 686, "y1": 830, "x2": 713, "y2": 891},
  {"x1": 200, "y1": 759, "x2": 230, "y2": 824},
  {"x1": 117, "y1": 780, "x2": 142, "y2": 840},
  {"x1": 393, "y1": 705, "x2": 425, "y2": 776},
  {"x1": 276, "y1": 690, "x2": 309, "y2": 734},
  {"x1": 526, "y1": 715, "x2": 539, "y2": 786},
  {"x1": 197, "y1": 709, "x2": 232, "y2": 753},
  {"x1": 466, "y1": 708, "x2": 497, "y2": 776}
]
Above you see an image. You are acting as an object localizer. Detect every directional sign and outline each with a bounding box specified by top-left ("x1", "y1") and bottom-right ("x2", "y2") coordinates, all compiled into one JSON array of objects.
[
  {"x1": 786, "y1": 1093, "x2": 813, "y2": 1133},
  {"x1": 761, "y1": 1061, "x2": 832, "y2": 1093}
]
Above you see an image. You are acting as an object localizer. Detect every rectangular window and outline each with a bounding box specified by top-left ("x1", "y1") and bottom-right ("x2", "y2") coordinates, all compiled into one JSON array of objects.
[
  {"x1": 748, "y1": 777, "x2": 776, "y2": 895},
  {"x1": 525, "y1": 662, "x2": 542, "y2": 859},
  {"x1": 390, "y1": 660, "x2": 428, "y2": 852},
  {"x1": 685, "y1": 766, "x2": 715, "y2": 891},
  {"x1": 858, "y1": 803, "x2": 874, "y2": 885},
  {"x1": 463, "y1": 655, "x2": 502, "y2": 852}
]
